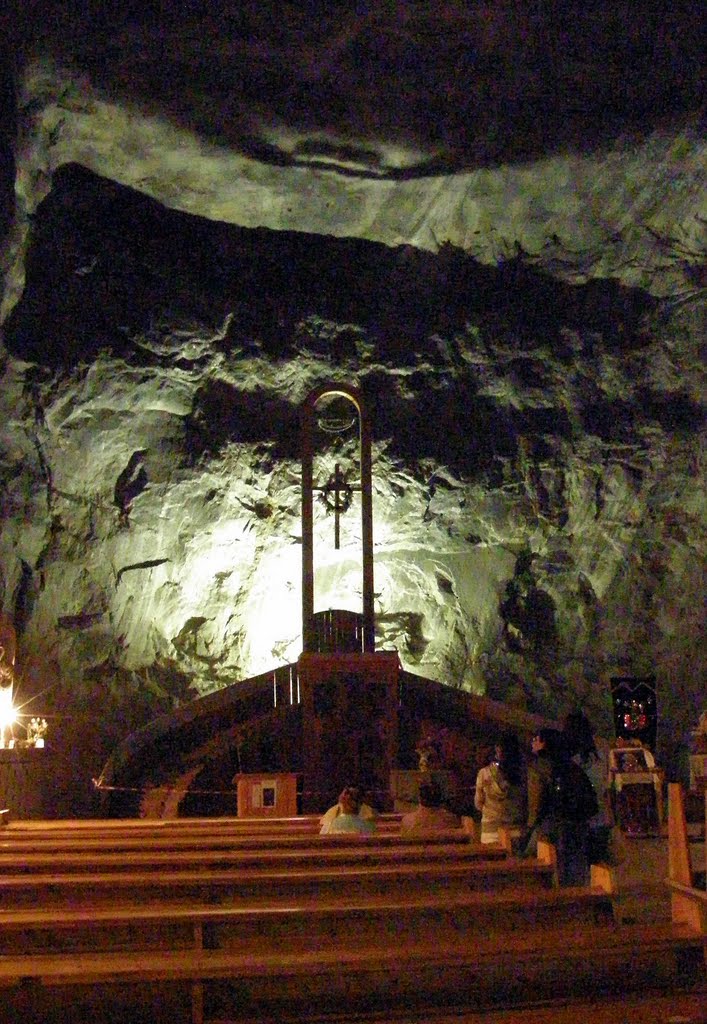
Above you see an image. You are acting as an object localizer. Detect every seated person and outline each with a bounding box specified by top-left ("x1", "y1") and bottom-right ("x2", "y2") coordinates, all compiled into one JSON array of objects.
[
  {"x1": 400, "y1": 779, "x2": 462, "y2": 834},
  {"x1": 320, "y1": 786, "x2": 376, "y2": 835}
]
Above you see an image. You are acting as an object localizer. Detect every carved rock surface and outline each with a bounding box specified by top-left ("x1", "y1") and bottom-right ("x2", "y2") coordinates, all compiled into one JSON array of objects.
[{"x1": 0, "y1": 3, "x2": 704, "y2": 810}]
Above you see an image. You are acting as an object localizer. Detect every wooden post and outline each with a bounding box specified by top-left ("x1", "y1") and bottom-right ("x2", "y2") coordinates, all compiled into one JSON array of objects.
[
  {"x1": 590, "y1": 863, "x2": 617, "y2": 895},
  {"x1": 668, "y1": 782, "x2": 693, "y2": 888},
  {"x1": 191, "y1": 921, "x2": 204, "y2": 1024},
  {"x1": 302, "y1": 397, "x2": 315, "y2": 653},
  {"x1": 667, "y1": 781, "x2": 704, "y2": 932},
  {"x1": 359, "y1": 399, "x2": 374, "y2": 653},
  {"x1": 191, "y1": 981, "x2": 204, "y2": 1024},
  {"x1": 537, "y1": 838, "x2": 559, "y2": 887},
  {"x1": 497, "y1": 826, "x2": 521, "y2": 854},
  {"x1": 462, "y1": 816, "x2": 480, "y2": 842}
]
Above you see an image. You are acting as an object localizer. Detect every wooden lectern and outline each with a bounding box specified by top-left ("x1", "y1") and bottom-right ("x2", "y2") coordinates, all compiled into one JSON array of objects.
[{"x1": 233, "y1": 772, "x2": 299, "y2": 818}]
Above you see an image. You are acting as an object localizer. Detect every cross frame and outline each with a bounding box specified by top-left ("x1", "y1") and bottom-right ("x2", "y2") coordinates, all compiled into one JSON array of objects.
[{"x1": 301, "y1": 385, "x2": 374, "y2": 653}]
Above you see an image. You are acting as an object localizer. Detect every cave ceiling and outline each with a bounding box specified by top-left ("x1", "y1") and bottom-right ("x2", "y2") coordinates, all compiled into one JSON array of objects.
[{"x1": 0, "y1": 1, "x2": 704, "y2": 808}]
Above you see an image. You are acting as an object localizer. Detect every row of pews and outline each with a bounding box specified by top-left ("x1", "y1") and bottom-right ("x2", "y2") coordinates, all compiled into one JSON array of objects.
[{"x1": 0, "y1": 791, "x2": 703, "y2": 1024}]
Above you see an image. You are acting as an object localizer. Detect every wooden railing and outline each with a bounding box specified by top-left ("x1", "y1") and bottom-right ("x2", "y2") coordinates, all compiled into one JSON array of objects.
[
  {"x1": 310, "y1": 609, "x2": 366, "y2": 653},
  {"x1": 667, "y1": 782, "x2": 706, "y2": 943}
]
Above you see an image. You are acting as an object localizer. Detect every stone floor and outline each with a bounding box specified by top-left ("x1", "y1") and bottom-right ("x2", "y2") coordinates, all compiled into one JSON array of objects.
[{"x1": 613, "y1": 826, "x2": 705, "y2": 924}]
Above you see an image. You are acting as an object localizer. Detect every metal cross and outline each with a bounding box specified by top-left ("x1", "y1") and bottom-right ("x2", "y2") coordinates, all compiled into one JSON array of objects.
[{"x1": 316, "y1": 462, "x2": 358, "y2": 549}]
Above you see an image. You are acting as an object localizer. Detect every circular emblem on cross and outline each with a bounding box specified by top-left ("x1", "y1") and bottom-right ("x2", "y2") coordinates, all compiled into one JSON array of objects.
[{"x1": 321, "y1": 464, "x2": 353, "y2": 516}]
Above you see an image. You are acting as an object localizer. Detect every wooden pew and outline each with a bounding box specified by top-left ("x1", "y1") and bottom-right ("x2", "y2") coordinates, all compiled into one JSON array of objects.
[
  {"x1": 0, "y1": 838, "x2": 505, "y2": 877},
  {"x1": 0, "y1": 809, "x2": 702, "y2": 1024},
  {"x1": 497, "y1": 824, "x2": 619, "y2": 896},
  {"x1": 3, "y1": 813, "x2": 324, "y2": 829},
  {"x1": 0, "y1": 854, "x2": 555, "y2": 909},
  {"x1": 0, "y1": 919, "x2": 702, "y2": 1024},
  {"x1": 0, "y1": 817, "x2": 322, "y2": 840},
  {"x1": 0, "y1": 828, "x2": 470, "y2": 855},
  {"x1": 365, "y1": 991, "x2": 707, "y2": 1023},
  {"x1": 2, "y1": 812, "x2": 401, "y2": 835},
  {"x1": 0, "y1": 885, "x2": 616, "y2": 955}
]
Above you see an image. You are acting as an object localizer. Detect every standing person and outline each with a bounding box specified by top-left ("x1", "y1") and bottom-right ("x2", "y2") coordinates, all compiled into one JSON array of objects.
[
  {"x1": 563, "y1": 709, "x2": 610, "y2": 828},
  {"x1": 565, "y1": 709, "x2": 628, "y2": 865},
  {"x1": 525, "y1": 727, "x2": 596, "y2": 886},
  {"x1": 474, "y1": 732, "x2": 526, "y2": 844}
]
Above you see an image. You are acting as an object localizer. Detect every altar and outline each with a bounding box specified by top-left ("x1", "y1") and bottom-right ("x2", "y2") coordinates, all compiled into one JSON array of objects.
[
  {"x1": 97, "y1": 385, "x2": 557, "y2": 819},
  {"x1": 609, "y1": 741, "x2": 663, "y2": 834}
]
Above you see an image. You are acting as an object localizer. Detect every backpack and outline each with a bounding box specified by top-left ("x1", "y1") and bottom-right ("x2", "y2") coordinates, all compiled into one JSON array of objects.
[{"x1": 550, "y1": 760, "x2": 599, "y2": 822}]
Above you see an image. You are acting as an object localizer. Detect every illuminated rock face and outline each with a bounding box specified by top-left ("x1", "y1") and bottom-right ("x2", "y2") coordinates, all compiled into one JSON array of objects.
[{"x1": 0, "y1": 3, "x2": 704, "y2": 810}]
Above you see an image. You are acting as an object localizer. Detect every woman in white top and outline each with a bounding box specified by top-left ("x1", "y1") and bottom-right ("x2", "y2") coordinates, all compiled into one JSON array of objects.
[
  {"x1": 319, "y1": 786, "x2": 376, "y2": 835},
  {"x1": 474, "y1": 732, "x2": 526, "y2": 843}
]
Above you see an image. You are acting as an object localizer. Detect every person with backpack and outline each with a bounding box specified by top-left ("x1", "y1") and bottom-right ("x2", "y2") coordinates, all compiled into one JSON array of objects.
[
  {"x1": 563, "y1": 710, "x2": 610, "y2": 825},
  {"x1": 524, "y1": 727, "x2": 597, "y2": 886},
  {"x1": 563, "y1": 710, "x2": 627, "y2": 865}
]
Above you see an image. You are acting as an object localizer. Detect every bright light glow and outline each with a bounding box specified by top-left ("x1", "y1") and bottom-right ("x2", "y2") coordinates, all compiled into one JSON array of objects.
[
  {"x1": 313, "y1": 556, "x2": 363, "y2": 615},
  {"x1": 183, "y1": 519, "x2": 258, "y2": 605},
  {"x1": 136, "y1": 517, "x2": 261, "y2": 673},
  {"x1": 312, "y1": 488, "x2": 364, "y2": 614},
  {"x1": 0, "y1": 686, "x2": 15, "y2": 728},
  {"x1": 0, "y1": 686, "x2": 15, "y2": 746},
  {"x1": 240, "y1": 545, "x2": 302, "y2": 675}
]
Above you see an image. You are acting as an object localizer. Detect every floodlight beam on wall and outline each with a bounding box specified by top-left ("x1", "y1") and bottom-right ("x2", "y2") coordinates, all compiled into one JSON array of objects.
[
  {"x1": 301, "y1": 384, "x2": 374, "y2": 653},
  {"x1": 0, "y1": 685, "x2": 15, "y2": 747}
]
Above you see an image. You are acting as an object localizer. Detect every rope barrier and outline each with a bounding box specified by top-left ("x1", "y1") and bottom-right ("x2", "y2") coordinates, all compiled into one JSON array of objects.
[{"x1": 93, "y1": 782, "x2": 243, "y2": 797}]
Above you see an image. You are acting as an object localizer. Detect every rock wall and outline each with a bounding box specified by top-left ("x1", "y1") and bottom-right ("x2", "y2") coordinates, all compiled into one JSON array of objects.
[{"x1": 0, "y1": 3, "x2": 704, "y2": 812}]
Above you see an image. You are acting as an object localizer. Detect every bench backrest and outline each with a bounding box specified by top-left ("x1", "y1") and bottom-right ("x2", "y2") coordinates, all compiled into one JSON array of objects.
[
  {"x1": 0, "y1": 839, "x2": 503, "y2": 876},
  {"x1": 0, "y1": 855, "x2": 553, "y2": 909},
  {"x1": 0, "y1": 828, "x2": 470, "y2": 854}
]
